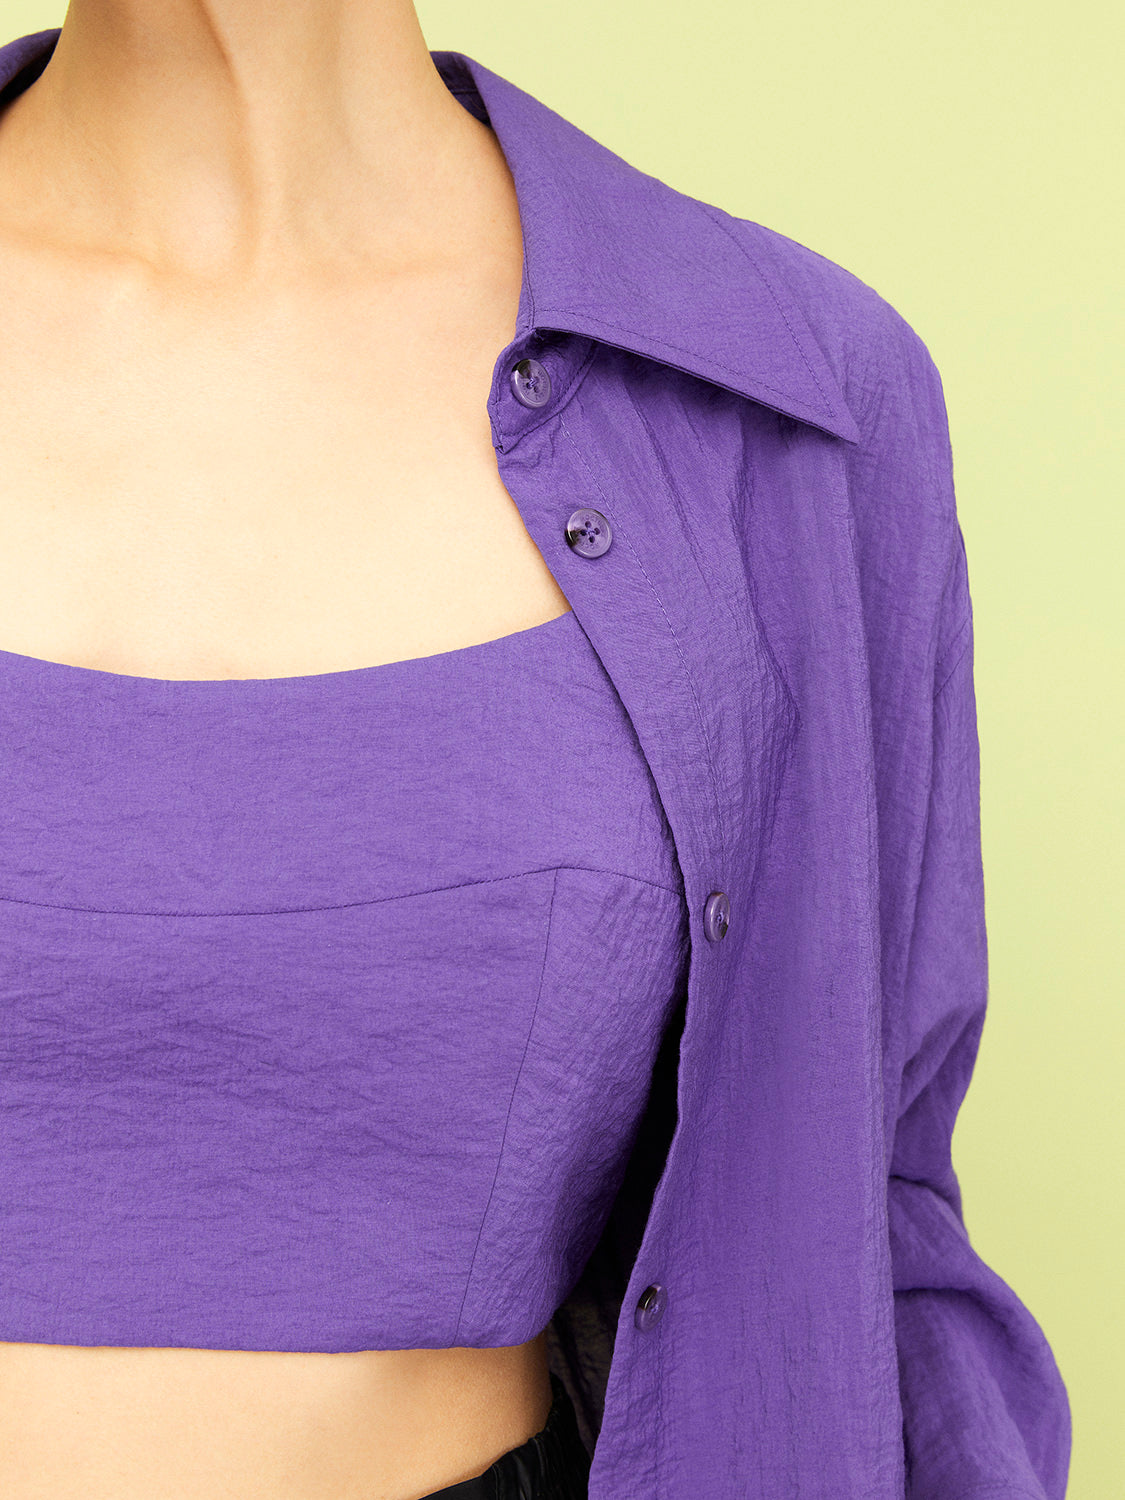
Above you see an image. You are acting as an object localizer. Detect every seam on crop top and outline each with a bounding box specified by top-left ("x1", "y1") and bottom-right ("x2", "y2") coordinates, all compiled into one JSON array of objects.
[
  {"x1": 0, "y1": 861, "x2": 685, "y2": 917},
  {"x1": 452, "y1": 864, "x2": 559, "y2": 1346}
]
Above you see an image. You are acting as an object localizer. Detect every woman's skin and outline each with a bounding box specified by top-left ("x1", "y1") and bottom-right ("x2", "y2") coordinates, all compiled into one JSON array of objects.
[{"x1": 0, "y1": 1, "x2": 569, "y2": 1495}]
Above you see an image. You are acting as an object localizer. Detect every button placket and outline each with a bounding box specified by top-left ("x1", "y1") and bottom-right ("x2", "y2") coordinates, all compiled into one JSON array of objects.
[{"x1": 509, "y1": 349, "x2": 722, "y2": 1359}]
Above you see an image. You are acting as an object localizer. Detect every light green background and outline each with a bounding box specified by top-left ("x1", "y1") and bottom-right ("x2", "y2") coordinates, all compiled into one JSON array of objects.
[{"x1": 3, "y1": 3, "x2": 1120, "y2": 1495}]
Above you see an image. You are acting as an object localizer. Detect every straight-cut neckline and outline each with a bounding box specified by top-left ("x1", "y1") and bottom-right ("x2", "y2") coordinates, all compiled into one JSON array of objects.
[{"x1": 0, "y1": 607, "x2": 578, "y2": 693}]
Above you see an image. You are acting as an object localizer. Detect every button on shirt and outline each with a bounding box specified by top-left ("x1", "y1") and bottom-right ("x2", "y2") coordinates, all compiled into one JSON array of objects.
[{"x1": 0, "y1": 27, "x2": 1071, "y2": 1500}]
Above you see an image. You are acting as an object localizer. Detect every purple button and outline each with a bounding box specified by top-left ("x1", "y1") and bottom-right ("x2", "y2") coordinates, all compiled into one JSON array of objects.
[
  {"x1": 634, "y1": 1283, "x2": 667, "y2": 1332},
  {"x1": 703, "y1": 891, "x2": 730, "y2": 942},
  {"x1": 510, "y1": 356, "x2": 552, "y2": 409},
  {"x1": 564, "y1": 508, "x2": 613, "y2": 558}
]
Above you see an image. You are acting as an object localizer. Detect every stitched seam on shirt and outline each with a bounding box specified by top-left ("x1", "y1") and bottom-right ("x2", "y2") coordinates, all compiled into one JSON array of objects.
[
  {"x1": 704, "y1": 204, "x2": 837, "y2": 415},
  {"x1": 451, "y1": 865, "x2": 559, "y2": 1345},
  {"x1": 558, "y1": 412, "x2": 729, "y2": 865},
  {"x1": 656, "y1": 1259, "x2": 667, "y2": 1484},
  {"x1": 439, "y1": 86, "x2": 830, "y2": 420},
  {"x1": 0, "y1": 862, "x2": 684, "y2": 918},
  {"x1": 934, "y1": 613, "x2": 972, "y2": 699},
  {"x1": 698, "y1": 205, "x2": 834, "y2": 414},
  {"x1": 541, "y1": 307, "x2": 830, "y2": 412}
]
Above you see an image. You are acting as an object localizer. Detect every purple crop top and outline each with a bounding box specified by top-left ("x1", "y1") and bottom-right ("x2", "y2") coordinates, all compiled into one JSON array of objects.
[{"x1": 0, "y1": 608, "x2": 689, "y2": 1353}]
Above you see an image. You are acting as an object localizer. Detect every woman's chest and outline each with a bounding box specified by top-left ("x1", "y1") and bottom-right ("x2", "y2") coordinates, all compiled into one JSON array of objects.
[{"x1": 0, "y1": 240, "x2": 568, "y2": 681}]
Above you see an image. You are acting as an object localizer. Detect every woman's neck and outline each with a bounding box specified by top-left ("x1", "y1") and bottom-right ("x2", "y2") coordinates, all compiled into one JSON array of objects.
[{"x1": 0, "y1": 0, "x2": 494, "y2": 286}]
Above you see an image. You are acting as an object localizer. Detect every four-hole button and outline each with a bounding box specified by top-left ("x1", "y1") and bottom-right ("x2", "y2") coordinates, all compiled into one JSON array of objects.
[
  {"x1": 564, "y1": 508, "x2": 613, "y2": 558},
  {"x1": 509, "y1": 356, "x2": 552, "y2": 409}
]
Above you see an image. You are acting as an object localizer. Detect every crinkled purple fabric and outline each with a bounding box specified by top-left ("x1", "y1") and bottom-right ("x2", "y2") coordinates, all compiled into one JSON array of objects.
[
  {"x1": 0, "y1": 609, "x2": 688, "y2": 1351},
  {"x1": 0, "y1": 24, "x2": 1071, "y2": 1500}
]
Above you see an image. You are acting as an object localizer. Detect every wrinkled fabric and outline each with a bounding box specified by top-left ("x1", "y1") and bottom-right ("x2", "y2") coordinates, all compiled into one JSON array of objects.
[
  {"x1": 0, "y1": 608, "x2": 688, "y2": 1351},
  {"x1": 0, "y1": 27, "x2": 1071, "y2": 1500}
]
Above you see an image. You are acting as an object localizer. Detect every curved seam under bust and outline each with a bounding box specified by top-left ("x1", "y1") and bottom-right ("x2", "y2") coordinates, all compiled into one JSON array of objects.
[{"x1": 0, "y1": 860, "x2": 684, "y2": 918}]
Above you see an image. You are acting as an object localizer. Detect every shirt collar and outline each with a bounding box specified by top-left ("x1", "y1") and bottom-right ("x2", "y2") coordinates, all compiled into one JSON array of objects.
[
  {"x1": 432, "y1": 50, "x2": 860, "y2": 445},
  {"x1": 0, "y1": 29, "x2": 859, "y2": 445}
]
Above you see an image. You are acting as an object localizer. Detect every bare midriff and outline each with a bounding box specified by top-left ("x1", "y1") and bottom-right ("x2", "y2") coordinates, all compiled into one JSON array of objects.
[
  {"x1": 0, "y1": 1336, "x2": 555, "y2": 1500},
  {"x1": 0, "y1": 47, "x2": 568, "y2": 1500}
]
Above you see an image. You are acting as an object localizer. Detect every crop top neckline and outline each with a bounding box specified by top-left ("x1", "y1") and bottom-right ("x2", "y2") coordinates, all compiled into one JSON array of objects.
[
  {"x1": 0, "y1": 607, "x2": 577, "y2": 691},
  {"x1": 0, "y1": 581, "x2": 690, "y2": 1354}
]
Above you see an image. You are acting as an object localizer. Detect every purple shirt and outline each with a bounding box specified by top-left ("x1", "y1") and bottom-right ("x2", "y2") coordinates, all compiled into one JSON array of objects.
[{"x1": 0, "y1": 27, "x2": 1071, "y2": 1500}]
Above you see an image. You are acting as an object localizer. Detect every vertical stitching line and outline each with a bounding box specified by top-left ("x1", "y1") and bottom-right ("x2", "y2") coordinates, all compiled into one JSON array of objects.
[
  {"x1": 698, "y1": 203, "x2": 838, "y2": 419},
  {"x1": 557, "y1": 411, "x2": 729, "y2": 867},
  {"x1": 934, "y1": 614, "x2": 972, "y2": 699},
  {"x1": 452, "y1": 866, "x2": 560, "y2": 1345}
]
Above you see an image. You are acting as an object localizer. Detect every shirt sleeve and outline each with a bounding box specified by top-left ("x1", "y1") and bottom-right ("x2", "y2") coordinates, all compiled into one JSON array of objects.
[{"x1": 885, "y1": 501, "x2": 1073, "y2": 1499}]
